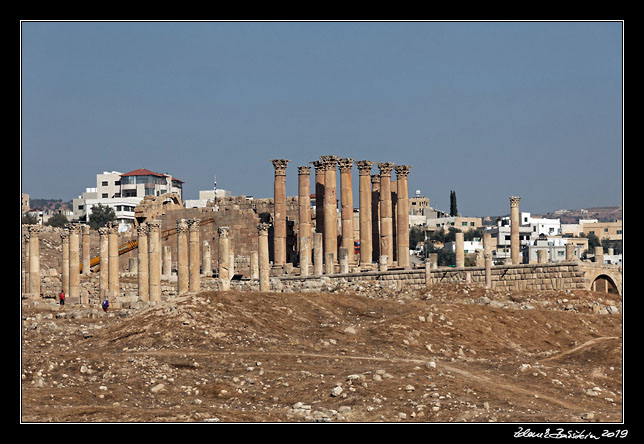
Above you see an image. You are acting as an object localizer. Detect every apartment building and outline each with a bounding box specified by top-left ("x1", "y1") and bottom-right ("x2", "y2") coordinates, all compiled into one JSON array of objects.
[{"x1": 73, "y1": 168, "x2": 184, "y2": 230}]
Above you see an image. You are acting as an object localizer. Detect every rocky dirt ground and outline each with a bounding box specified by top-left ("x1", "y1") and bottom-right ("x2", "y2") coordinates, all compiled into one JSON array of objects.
[{"x1": 20, "y1": 282, "x2": 623, "y2": 425}]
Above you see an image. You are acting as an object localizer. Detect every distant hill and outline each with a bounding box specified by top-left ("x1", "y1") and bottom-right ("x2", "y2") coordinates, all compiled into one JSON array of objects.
[
  {"x1": 535, "y1": 206, "x2": 622, "y2": 224},
  {"x1": 28, "y1": 198, "x2": 73, "y2": 212}
]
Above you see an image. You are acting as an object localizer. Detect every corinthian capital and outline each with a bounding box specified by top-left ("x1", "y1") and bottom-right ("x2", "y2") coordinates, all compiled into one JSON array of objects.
[
  {"x1": 337, "y1": 158, "x2": 353, "y2": 172},
  {"x1": 355, "y1": 160, "x2": 373, "y2": 175},
  {"x1": 320, "y1": 155, "x2": 338, "y2": 170},
  {"x1": 394, "y1": 165, "x2": 411, "y2": 179},
  {"x1": 377, "y1": 162, "x2": 395, "y2": 176},
  {"x1": 257, "y1": 223, "x2": 270, "y2": 235},
  {"x1": 509, "y1": 196, "x2": 521, "y2": 208},
  {"x1": 271, "y1": 159, "x2": 290, "y2": 176}
]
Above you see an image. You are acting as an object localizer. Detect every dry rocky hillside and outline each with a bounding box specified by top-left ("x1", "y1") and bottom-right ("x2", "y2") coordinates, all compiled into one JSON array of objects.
[{"x1": 21, "y1": 282, "x2": 623, "y2": 425}]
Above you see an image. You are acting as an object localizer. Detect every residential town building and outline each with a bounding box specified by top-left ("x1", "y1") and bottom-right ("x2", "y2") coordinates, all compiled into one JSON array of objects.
[{"x1": 72, "y1": 168, "x2": 184, "y2": 231}]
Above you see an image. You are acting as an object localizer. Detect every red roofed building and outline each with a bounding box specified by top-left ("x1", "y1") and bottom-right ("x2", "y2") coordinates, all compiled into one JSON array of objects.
[{"x1": 119, "y1": 168, "x2": 184, "y2": 200}]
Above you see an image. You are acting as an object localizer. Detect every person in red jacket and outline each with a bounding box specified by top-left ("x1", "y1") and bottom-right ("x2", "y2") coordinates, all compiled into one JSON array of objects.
[{"x1": 59, "y1": 290, "x2": 65, "y2": 306}]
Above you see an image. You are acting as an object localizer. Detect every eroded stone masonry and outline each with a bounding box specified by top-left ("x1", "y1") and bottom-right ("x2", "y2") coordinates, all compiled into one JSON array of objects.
[{"x1": 21, "y1": 156, "x2": 622, "y2": 309}]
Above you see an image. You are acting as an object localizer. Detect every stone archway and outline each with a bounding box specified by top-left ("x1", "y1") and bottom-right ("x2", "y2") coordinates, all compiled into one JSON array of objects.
[{"x1": 591, "y1": 274, "x2": 619, "y2": 295}]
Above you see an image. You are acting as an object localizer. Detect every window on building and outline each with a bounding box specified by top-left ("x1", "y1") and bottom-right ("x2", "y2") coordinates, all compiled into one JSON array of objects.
[
  {"x1": 102, "y1": 181, "x2": 108, "y2": 186},
  {"x1": 102, "y1": 193, "x2": 108, "y2": 198}
]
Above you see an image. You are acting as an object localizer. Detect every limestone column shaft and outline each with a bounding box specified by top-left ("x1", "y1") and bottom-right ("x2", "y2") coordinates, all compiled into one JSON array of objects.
[
  {"x1": 163, "y1": 246, "x2": 171, "y2": 277},
  {"x1": 82, "y1": 225, "x2": 90, "y2": 275},
  {"x1": 455, "y1": 231, "x2": 465, "y2": 268},
  {"x1": 23, "y1": 232, "x2": 29, "y2": 294},
  {"x1": 203, "y1": 241, "x2": 211, "y2": 276},
  {"x1": 377, "y1": 163, "x2": 395, "y2": 263},
  {"x1": 218, "y1": 227, "x2": 231, "y2": 291},
  {"x1": 565, "y1": 242, "x2": 575, "y2": 261},
  {"x1": 250, "y1": 251, "x2": 259, "y2": 280},
  {"x1": 257, "y1": 223, "x2": 270, "y2": 291},
  {"x1": 313, "y1": 232, "x2": 323, "y2": 276},
  {"x1": 60, "y1": 230, "x2": 69, "y2": 294},
  {"x1": 137, "y1": 223, "x2": 149, "y2": 301},
  {"x1": 188, "y1": 218, "x2": 201, "y2": 292},
  {"x1": 356, "y1": 161, "x2": 373, "y2": 265},
  {"x1": 485, "y1": 253, "x2": 492, "y2": 288},
  {"x1": 391, "y1": 179, "x2": 397, "y2": 263},
  {"x1": 98, "y1": 227, "x2": 109, "y2": 299},
  {"x1": 297, "y1": 166, "x2": 312, "y2": 276},
  {"x1": 28, "y1": 225, "x2": 41, "y2": 297},
  {"x1": 510, "y1": 196, "x2": 521, "y2": 264},
  {"x1": 271, "y1": 159, "x2": 290, "y2": 265},
  {"x1": 320, "y1": 155, "x2": 339, "y2": 263},
  {"x1": 394, "y1": 165, "x2": 411, "y2": 268},
  {"x1": 338, "y1": 158, "x2": 355, "y2": 264},
  {"x1": 148, "y1": 220, "x2": 162, "y2": 302},
  {"x1": 107, "y1": 222, "x2": 119, "y2": 299},
  {"x1": 312, "y1": 160, "x2": 325, "y2": 236},
  {"x1": 176, "y1": 219, "x2": 189, "y2": 295},
  {"x1": 69, "y1": 224, "x2": 82, "y2": 302},
  {"x1": 370, "y1": 175, "x2": 380, "y2": 262}
]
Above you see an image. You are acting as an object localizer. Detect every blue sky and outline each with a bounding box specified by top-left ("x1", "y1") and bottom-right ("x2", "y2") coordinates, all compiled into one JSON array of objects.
[{"x1": 21, "y1": 21, "x2": 622, "y2": 216}]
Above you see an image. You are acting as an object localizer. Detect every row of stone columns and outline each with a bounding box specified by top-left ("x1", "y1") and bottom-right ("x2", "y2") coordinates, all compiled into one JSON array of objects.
[{"x1": 271, "y1": 156, "x2": 412, "y2": 275}]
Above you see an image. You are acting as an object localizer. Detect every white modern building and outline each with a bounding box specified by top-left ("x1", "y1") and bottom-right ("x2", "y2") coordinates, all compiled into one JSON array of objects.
[{"x1": 73, "y1": 168, "x2": 184, "y2": 231}]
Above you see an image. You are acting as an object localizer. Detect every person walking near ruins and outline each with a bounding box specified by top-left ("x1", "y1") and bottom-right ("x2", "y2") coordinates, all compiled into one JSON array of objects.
[
  {"x1": 59, "y1": 290, "x2": 65, "y2": 306},
  {"x1": 102, "y1": 298, "x2": 109, "y2": 313}
]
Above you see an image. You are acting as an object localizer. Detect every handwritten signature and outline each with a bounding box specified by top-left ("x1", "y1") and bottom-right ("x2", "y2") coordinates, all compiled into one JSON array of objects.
[{"x1": 514, "y1": 427, "x2": 628, "y2": 439}]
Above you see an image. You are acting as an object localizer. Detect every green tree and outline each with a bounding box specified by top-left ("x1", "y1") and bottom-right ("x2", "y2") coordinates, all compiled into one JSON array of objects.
[
  {"x1": 449, "y1": 190, "x2": 458, "y2": 217},
  {"x1": 45, "y1": 213, "x2": 69, "y2": 228},
  {"x1": 409, "y1": 226, "x2": 425, "y2": 250},
  {"x1": 22, "y1": 213, "x2": 38, "y2": 225},
  {"x1": 88, "y1": 204, "x2": 116, "y2": 230}
]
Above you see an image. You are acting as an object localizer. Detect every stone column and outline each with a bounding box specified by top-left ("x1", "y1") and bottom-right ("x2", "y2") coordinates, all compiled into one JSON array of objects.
[
  {"x1": 218, "y1": 227, "x2": 231, "y2": 291},
  {"x1": 338, "y1": 158, "x2": 355, "y2": 264},
  {"x1": 148, "y1": 220, "x2": 162, "y2": 302},
  {"x1": 313, "y1": 232, "x2": 323, "y2": 276},
  {"x1": 510, "y1": 196, "x2": 521, "y2": 265},
  {"x1": 298, "y1": 166, "x2": 312, "y2": 276},
  {"x1": 325, "y1": 253, "x2": 335, "y2": 275},
  {"x1": 594, "y1": 246, "x2": 604, "y2": 265},
  {"x1": 320, "y1": 155, "x2": 339, "y2": 264},
  {"x1": 257, "y1": 223, "x2": 270, "y2": 291},
  {"x1": 339, "y1": 247, "x2": 349, "y2": 274},
  {"x1": 271, "y1": 159, "x2": 290, "y2": 266},
  {"x1": 176, "y1": 219, "x2": 189, "y2": 295},
  {"x1": 203, "y1": 241, "x2": 211, "y2": 277},
  {"x1": 137, "y1": 223, "x2": 149, "y2": 302},
  {"x1": 483, "y1": 231, "x2": 492, "y2": 262},
  {"x1": 163, "y1": 246, "x2": 171, "y2": 278},
  {"x1": 371, "y1": 174, "x2": 381, "y2": 262},
  {"x1": 60, "y1": 229, "x2": 69, "y2": 295},
  {"x1": 23, "y1": 231, "x2": 29, "y2": 295},
  {"x1": 565, "y1": 242, "x2": 575, "y2": 261},
  {"x1": 355, "y1": 160, "x2": 373, "y2": 265},
  {"x1": 98, "y1": 227, "x2": 109, "y2": 299},
  {"x1": 394, "y1": 165, "x2": 411, "y2": 268},
  {"x1": 82, "y1": 224, "x2": 90, "y2": 275},
  {"x1": 312, "y1": 160, "x2": 325, "y2": 237},
  {"x1": 425, "y1": 259, "x2": 432, "y2": 288},
  {"x1": 107, "y1": 222, "x2": 119, "y2": 299},
  {"x1": 379, "y1": 255, "x2": 388, "y2": 272},
  {"x1": 455, "y1": 232, "x2": 465, "y2": 268},
  {"x1": 485, "y1": 253, "x2": 492, "y2": 289},
  {"x1": 188, "y1": 218, "x2": 201, "y2": 292},
  {"x1": 377, "y1": 163, "x2": 395, "y2": 264},
  {"x1": 28, "y1": 225, "x2": 41, "y2": 298},
  {"x1": 129, "y1": 257, "x2": 138, "y2": 274},
  {"x1": 537, "y1": 249, "x2": 547, "y2": 264},
  {"x1": 391, "y1": 179, "x2": 397, "y2": 264},
  {"x1": 69, "y1": 224, "x2": 81, "y2": 302}
]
